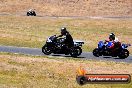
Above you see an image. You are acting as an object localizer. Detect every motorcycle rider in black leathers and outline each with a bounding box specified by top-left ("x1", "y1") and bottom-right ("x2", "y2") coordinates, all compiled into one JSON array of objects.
[{"x1": 57, "y1": 27, "x2": 74, "y2": 48}]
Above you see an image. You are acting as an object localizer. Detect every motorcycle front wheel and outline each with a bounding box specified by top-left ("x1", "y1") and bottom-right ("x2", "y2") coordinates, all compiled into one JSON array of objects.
[
  {"x1": 42, "y1": 45, "x2": 52, "y2": 55},
  {"x1": 27, "y1": 12, "x2": 30, "y2": 16},
  {"x1": 93, "y1": 48, "x2": 100, "y2": 57}
]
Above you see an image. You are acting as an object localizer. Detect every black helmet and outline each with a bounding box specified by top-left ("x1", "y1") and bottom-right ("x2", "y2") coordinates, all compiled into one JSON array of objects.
[
  {"x1": 61, "y1": 27, "x2": 67, "y2": 35},
  {"x1": 61, "y1": 27, "x2": 66, "y2": 31},
  {"x1": 109, "y1": 33, "x2": 115, "y2": 40}
]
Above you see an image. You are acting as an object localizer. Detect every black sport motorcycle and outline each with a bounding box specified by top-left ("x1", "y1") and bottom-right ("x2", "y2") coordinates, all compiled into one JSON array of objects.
[
  {"x1": 27, "y1": 10, "x2": 36, "y2": 16},
  {"x1": 42, "y1": 35, "x2": 84, "y2": 57},
  {"x1": 93, "y1": 41, "x2": 131, "y2": 59}
]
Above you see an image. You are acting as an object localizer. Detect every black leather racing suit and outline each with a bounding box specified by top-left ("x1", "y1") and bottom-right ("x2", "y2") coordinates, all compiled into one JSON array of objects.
[{"x1": 58, "y1": 32, "x2": 74, "y2": 48}]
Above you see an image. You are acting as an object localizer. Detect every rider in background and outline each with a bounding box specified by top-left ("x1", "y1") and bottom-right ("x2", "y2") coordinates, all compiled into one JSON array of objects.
[{"x1": 57, "y1": 27, "x2": 74, "y2": 48}]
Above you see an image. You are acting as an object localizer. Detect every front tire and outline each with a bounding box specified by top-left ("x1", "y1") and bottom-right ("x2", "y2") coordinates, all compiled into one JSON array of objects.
[
  {"x1": 27, "y1": 12, "x2": 30, "y2": 16},
  {"x1": 42, "y1": 45, "x2": 52, "y2": 55},
  {"x1": 93, "y1": 48, "x2": 100, "y2": 57},
  {"x1": 118, "y1": 49, "x2": 129, "y2": 59}
]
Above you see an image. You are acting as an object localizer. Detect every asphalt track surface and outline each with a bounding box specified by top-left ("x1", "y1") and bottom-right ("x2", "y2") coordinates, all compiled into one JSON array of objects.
[
  {"x1": 0, "y1": 45, "x2": 132, "y2": 63},
  {"x1": 0, "y1": 12, "x2": 132, "y2": 20}
]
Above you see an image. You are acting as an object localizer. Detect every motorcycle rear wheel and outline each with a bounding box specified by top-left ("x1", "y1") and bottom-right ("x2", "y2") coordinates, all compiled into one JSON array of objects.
[
  {"x1": 118, "y1": 49, "x2": 129, "y2": 59},
  {"x1": 70, "y1": 48, "x2": 79, "y2": 57},
  {"x1": 75, "y1": 47, "x2": 82, "y2": 56},
  {"x1": 32, "y1": 11, "x2": 36, "y2": 16}
]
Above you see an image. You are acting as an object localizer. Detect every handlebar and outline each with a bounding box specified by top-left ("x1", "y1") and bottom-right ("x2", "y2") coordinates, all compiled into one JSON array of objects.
[{"x1": 56, "y1": 38, "x2": 65, "y2": 43}]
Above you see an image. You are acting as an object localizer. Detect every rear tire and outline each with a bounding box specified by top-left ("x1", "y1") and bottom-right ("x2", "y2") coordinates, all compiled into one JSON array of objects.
[
  {"x1": 70, "y1": 48, "x2": 79, "y2": 57},
  {"x1": 42, "y1": 45, "x2": 52, "y2": 55},
  {"x1": 93, "y1": 48, "x2": 100, "y2": 57},
  {"x1": 118, "y1": 49, "x2": 129, "y2": 59},
  {"x1": 32, "y1": 11, "x2": 36, "y2": 16},
  {"x1": 76, "y1": 47, "x2": 82, "y2": 56}
]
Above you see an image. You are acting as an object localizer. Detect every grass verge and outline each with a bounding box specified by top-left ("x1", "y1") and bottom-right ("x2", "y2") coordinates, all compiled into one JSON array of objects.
[{"x1": 0, "y1": 53, "x2": 132, "y2": 88}]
